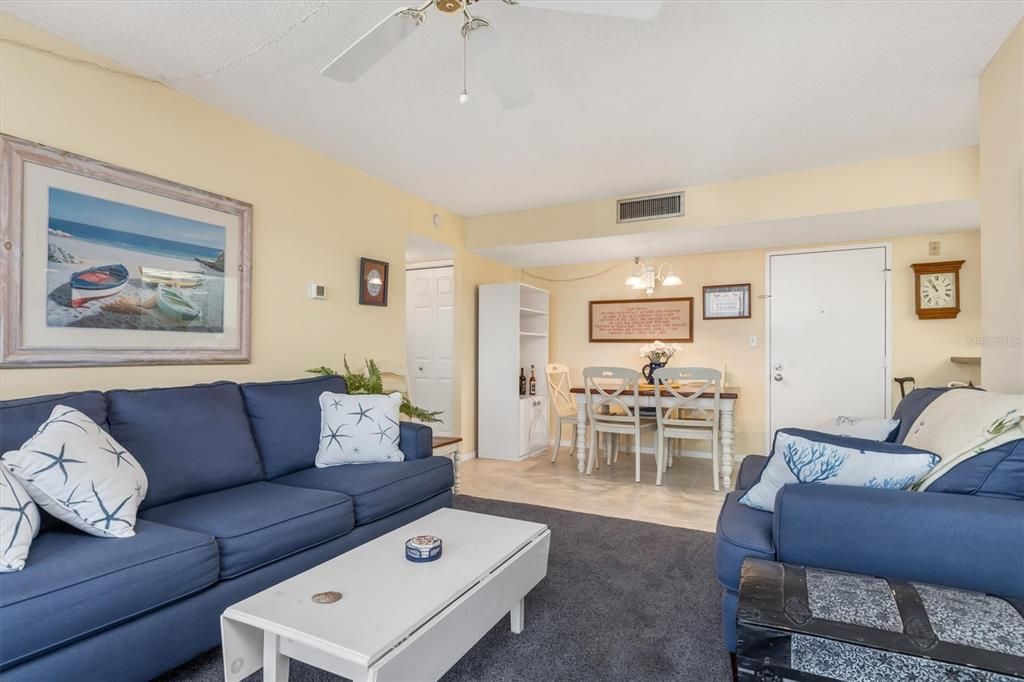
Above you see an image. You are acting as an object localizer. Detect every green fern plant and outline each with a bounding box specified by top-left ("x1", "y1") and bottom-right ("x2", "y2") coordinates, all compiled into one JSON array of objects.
[{"x1": 306, "y1": 357, "x2": 443, "y2": 424}]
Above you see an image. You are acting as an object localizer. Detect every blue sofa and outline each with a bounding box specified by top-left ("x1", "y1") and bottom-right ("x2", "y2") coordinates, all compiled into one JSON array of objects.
[
  {"x1": 0, "y1": 375, "x2": 454, "y2": 681},
  {"x1": 715, "y1": 387, "x2": 1024, "y2": 652}
]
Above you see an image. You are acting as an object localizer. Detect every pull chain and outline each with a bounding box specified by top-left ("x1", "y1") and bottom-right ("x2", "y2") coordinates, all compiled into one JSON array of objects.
[{"x1": 460, "y1": 28, "x2": 469, "y2": 104}]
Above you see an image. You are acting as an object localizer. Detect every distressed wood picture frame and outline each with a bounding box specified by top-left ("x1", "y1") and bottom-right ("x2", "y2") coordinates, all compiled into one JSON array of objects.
[{"x1": 0, "y1": 134, "x2": 252, "y2": 367}]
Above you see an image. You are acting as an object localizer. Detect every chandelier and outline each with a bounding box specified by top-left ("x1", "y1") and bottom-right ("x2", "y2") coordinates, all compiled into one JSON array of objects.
[{"x1": 625, "y1": 257, "x2": 682, "y2": 297}]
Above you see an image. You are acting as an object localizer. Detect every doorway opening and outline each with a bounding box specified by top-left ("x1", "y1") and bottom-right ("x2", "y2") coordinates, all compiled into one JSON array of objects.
[{"x1": 405, "y1": 234, "x2": 456, "y2": 436}]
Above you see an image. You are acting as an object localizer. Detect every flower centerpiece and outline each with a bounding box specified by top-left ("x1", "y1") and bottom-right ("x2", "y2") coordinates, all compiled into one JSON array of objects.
[{"x1": 639, "y1": 340, "x2": 683, "y2": 383}]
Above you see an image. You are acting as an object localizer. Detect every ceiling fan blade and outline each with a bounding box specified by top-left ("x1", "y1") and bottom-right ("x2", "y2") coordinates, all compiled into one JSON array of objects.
[
  {"x1": 512, "y1": 1, "x2": 663, "y2": 20},
  {"x1": 467, "y1": 23, "x2": 535, "y2": 109},
  {"x1": 321, "y1": 8, "x2": 422, "y2": 83}
]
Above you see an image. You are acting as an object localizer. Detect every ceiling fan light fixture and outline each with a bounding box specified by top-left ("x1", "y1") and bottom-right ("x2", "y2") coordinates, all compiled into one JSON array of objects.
[{"x1": 322, "y1": 0, "x2": 659, "y2": 107}]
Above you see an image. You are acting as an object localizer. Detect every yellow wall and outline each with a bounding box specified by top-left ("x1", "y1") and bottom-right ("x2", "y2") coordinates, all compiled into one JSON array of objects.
[
  {"x1": 0, "y1": 15, "x2": 518, "y2": 451},
  {"x1": 527, "y1": 231, "x2": 981, "y2": 456},
  {"x1": 466, "y1": 149, "x2": 979, "y2": 250},
  {"x1": 979, "y1": 18, "x2": 1024, "y2": 392}
]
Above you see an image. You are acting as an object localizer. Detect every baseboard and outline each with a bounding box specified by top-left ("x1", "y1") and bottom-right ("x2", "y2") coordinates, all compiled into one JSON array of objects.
[{"x1": 456, "y1": 450, "x2": 476, "y2": 461}]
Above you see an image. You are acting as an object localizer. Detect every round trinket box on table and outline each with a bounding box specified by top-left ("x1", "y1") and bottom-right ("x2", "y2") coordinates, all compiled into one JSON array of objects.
[{"x1": 405, "y1": 535, "x2": 443, "y2": 562}]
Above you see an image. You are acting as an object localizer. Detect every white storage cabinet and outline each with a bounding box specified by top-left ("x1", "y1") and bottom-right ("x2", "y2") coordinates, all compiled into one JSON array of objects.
[{"x1": 478, "y1": 283, "x2": 550, "y2": 460}]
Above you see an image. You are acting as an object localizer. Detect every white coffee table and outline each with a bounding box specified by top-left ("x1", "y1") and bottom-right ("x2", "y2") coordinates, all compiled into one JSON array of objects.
[{"x1": 220, "y1": 508, "x2": 550, "y2": 682}]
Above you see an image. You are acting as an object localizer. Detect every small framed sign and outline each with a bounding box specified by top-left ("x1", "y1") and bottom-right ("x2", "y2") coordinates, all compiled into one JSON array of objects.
[
  {"x1": 703, "y1": 283, "x2": 751, "y2": 320},
  {"x1": 358, "y1": 257, "x2": 389, "y2": 306}
]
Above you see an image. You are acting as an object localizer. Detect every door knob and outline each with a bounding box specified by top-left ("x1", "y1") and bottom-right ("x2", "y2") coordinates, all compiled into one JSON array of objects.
[
  {"x1": 773, "y1": 373, "x2": 783, "y2": 382},
  {"x1": 418, "y1": 366, "x2": 424, "y2": 372}
]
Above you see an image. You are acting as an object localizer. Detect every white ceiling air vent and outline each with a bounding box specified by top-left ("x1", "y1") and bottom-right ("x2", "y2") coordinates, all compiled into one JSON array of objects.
[{"x1": 617, "y1": 192, "x2": 684, "y2": 223}]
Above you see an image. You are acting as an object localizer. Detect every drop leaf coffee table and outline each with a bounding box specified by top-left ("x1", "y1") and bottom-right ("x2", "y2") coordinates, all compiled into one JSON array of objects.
[{"x1": 220, "y1": 508, "x2": 550, "y2": 682}]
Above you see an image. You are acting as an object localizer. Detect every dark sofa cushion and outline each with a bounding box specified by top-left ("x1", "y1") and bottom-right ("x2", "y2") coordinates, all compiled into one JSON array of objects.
[
  {"x1": 737, "y1": 455, "x2": 768, "y2": 490},
  {"x1": 0, "y1": 520, "x2": 218, "y2": 669},
  {"x1": 106, "y1": 382, "x2": 264, "y2": 509},
  {"x1": 273, "y1": 457, "x2": 453, "y2": 526},
  {"x1": 715, "y1": 491, "x2": 775, "y2": 592},
  {"x1": 240, "y1": 375, "x2": 348, "y2": 478},
  {"x1": 0, "y1": 391, "x2": 108, "y2": 453},
  {"x1": 140, "y1": 481, "x2": 354, "y2": 579},
  {"x1": 927, "y1": 438, "x2": 1024, "y2": 500}
]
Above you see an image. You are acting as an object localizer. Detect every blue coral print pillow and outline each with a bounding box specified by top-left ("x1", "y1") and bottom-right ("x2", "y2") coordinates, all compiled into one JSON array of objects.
[{"x1": 739, "y1": 428, "x2": 940, "y2": 512}]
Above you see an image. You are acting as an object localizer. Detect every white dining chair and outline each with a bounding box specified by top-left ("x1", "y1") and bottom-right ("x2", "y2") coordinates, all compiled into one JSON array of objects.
[
  {"x1": 545, "y1": 363, "x2": 581, "y2": 463},
  {"x1": 652, "y1": 367, "x2": 722, "y2": 489},
  {"x1": 663, "y1": 362, "x2": 727, "y2": 471},
  {"x1": 583, "y1": 367, "x2": 657, "y2": 482}
]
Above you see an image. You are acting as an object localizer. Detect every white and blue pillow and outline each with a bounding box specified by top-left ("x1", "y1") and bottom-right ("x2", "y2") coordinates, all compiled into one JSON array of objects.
[
  {"x1": 815, "y1": 416, "x2": 900, "y2": 441},
  {"x1": 1, "y1": 406, "x2": 148, "y2": 539},
  {"x1": 739, "y1": 428, "x2": 940, "y2": 512},
  {"x1": 0, "y1": 468, "x2": 40, "y2": 572},
  {"x1": 315, "y1": 392, "x2": 405, "y2": 466}
]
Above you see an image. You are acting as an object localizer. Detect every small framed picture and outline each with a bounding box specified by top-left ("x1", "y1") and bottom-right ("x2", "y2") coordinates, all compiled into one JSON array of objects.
[
  {"x1": 703, "y1": 283, "x2": 751, "y2": 320},
  {"x1": 358, "y1": 257, "x2": 389, "y2": 306}
]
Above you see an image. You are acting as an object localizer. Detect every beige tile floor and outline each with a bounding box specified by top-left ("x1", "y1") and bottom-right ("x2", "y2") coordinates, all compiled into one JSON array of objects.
[{"x1": 458, "y1": 446, "x2": 734, "y2": 533}]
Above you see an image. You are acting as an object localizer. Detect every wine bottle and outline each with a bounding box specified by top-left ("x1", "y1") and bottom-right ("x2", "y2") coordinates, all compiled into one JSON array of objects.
[
  {"x1": 519, "y1": 367, "x2": 526, "y2": 396},
  {"x1": 529, "y1": 365, "x2": 537, "y2": 396}
]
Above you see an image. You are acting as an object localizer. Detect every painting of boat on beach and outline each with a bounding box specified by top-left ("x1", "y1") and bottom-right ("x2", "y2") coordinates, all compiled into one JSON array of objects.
[{"x1": 47, "y1": 187, "x2": 226, "y2": 332}]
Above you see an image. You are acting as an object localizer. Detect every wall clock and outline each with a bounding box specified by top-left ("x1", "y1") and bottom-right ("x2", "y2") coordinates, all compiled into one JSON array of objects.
[{"x1": 911, "y1": 260, "x2": 964, "y2": 319}]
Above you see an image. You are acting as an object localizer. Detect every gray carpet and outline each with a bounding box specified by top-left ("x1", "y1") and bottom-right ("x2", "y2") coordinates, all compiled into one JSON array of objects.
[{"x1": 160, "y1": 496, "x2": 730, "y2": 681}]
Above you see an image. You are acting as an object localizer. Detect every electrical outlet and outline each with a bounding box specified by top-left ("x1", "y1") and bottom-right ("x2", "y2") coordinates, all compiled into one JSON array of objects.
[
  {"x1": 748, "y1": 335, "x2": 758, "y2": 347},
  {"x1": 929, "y1": 241, "x2": 940, "y2": 256}
]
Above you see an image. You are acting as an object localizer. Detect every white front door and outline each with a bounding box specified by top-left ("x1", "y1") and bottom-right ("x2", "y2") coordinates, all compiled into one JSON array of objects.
[
  {"x1": 766, "y1": 245, "x2": 890, "y2": 451},
  {"x1": 406, "y1": 266, "x2": 454, "y2": 435}
]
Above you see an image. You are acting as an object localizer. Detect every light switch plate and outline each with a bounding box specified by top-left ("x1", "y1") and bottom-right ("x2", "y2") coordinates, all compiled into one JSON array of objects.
[
  {"x1": 308, "y1": 283, "x2": 327, "y2": 299},
  {"x1": 748, "y1": 335, "x2": 758, "y2": 347},
  {"x1": 929, "y1": 241, "x2": 941, "y2": 256}
]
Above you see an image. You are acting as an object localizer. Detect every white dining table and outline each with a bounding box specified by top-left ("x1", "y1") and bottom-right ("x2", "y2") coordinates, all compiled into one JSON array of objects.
[{"x1": 570, "y1": 387, "x2": 739, "y2": 490}]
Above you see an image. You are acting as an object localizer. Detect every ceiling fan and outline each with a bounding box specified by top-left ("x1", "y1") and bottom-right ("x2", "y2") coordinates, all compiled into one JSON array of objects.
[{"x1": 321, "y1": 0, "x2": 663, "y2": 109}]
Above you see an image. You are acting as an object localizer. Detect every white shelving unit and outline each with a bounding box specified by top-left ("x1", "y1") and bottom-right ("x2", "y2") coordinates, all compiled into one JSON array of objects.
[{"x1": 478, "y1": 283, "x2": 550, "y2": 460}]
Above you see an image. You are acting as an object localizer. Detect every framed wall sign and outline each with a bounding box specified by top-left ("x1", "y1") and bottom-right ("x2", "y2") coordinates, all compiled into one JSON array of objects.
[
  {"x1": 703, "y1": 283, "x2": 751, "y2": 320},
  {"x1": 0, "y1": 134, "x2": 252, "y2": 367},
  {"x1": 358, "y1": 257, "x2": 389, "y2": 306},
  {"x1": 589, "y1": 297, "x2": 693, "y2": 343}
]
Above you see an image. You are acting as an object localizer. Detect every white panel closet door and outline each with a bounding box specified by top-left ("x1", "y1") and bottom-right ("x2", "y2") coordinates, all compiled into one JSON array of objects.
[
  {"x1": 406, "y1": 266, "x2": 454, "y2": 435},
  {"x1": 767, "y1": 245, "x2": 890, "y2": 450}
]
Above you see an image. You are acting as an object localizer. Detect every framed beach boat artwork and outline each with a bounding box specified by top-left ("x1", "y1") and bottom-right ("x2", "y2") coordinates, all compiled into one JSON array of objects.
[{"x1": 0, "y1": 135, "x2": 252, "y2": 366}]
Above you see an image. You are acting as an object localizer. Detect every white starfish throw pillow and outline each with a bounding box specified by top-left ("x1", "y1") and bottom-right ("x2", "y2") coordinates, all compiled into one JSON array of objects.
[
  {"x1": 315, "y1": 392, "x2": 405, "y2": 466},
  {"x1": 1, "y1": 406, "x2": 148, "y2": 539},
  {"x1": 0, "y1": 468, "x2": 41, "y2": 571}
]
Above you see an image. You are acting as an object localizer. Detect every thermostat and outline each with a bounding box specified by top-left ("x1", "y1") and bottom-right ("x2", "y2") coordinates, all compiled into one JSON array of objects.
[{"x1": 308, "y1": 283, "x2": 327, "y2": 300}]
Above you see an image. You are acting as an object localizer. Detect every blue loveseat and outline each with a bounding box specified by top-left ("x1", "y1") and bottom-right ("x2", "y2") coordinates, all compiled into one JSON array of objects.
[
  {"x1": 0, "y1": 375, "x2": 454, "y2": 681},
  {"x1": 715, "y1": 387, "x2": 1024, "y2": 652}
]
